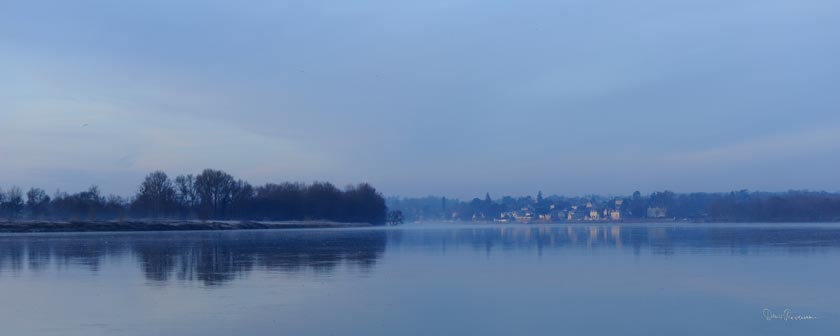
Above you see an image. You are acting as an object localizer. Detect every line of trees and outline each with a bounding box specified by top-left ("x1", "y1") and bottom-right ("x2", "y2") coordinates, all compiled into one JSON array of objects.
[
  {"x1": 0, "y1": 169, "x2": 387, "y2": 225},
  {"x1": 387, "y1": 190, "x2": 840, "y2": 222}
]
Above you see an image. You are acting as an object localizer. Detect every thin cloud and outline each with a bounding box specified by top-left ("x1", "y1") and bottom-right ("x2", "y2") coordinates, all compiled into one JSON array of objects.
[{"x1": 665, "y1": 127, "x2": 840, "y2": 167}]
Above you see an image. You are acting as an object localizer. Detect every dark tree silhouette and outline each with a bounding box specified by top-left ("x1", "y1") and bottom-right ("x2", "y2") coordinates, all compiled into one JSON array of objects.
[
  {"x1": 1, "y1": 187, "x2": 24, "y2": 221},
  {"x1": 26, "y1": 188, "x2": 50, "y2": 219},
  {"x1": 194, "y1": 169, "x2": 236, "y2": 220},
  {"x1": 387, "y1": 210, "x2": 404, "y2": 225},
  {"x1": 0, "y1": 168, "x2": 388, "y2": 225},
  {"x1": 174, "y1": 174, "x2": 198, "y2": 219},
  {"x1": 132, "y1": 171, "x2": 177, "y2": 218}
]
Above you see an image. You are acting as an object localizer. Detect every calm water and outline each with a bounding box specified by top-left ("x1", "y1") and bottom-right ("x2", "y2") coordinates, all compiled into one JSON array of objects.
[{"x1": 1, "y1": 222, "x2": 839, "y2": 335}]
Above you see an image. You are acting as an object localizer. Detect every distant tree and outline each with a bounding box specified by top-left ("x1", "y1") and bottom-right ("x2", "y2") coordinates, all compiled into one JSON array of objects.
[
  {"x1": 650, "y1": 190, "x2": 676, "y2": 208},
  {"x1": 194, "y1": 169, "x2": 236, "y2": 219},
  {"x1": 26, "y1": 187, "x2": 51, "y2": 219},
  {"x1": 466, "y1": 198, "x2": 484, "y2": 220},
  {"x1": 387, "y1": 210, "x2": 404, "y2": 225},
  {"x1": 231, "y1": 180, "x2": 255, "y2": 219},
  {"x1": 628, "y1": 191, "x2": 647, "y2": 218},
  {"x1": 303, "y1": 182, "x2": 341, "y2": 220},
  {"x1": 254, "y1": 182, "x2": 304, "y2": 221},
  {"x1": 78, "y1": 186, "x2": 105, "y2": 220},
  {"x1": 133, "y1": 171, "x2": 177, "y2": 218},
  {"x1": 535, "y1": 191, "x2": 550, "y2": 215},
  {"x1": 2, "y1": 187, "x2": 24, "y2": 221},
  {"x1": 174, "y1": 174, "x2": 198, "y2": 219},
  {"x1": 343, "y1": 183, "x2": 387, "y2": 225},
  {"x1": 104, "y1": 195, "x2": 128, "y2": 221}
]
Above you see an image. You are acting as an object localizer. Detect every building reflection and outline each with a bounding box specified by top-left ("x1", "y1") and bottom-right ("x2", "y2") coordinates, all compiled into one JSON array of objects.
[{"x1": 385, "y1": 224, "x2": 840, "y2": 257}]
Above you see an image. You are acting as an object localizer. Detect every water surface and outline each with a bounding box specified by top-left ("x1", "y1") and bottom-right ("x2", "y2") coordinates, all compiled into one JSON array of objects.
[{"x1": 1, "y1": 222, "x2": 838, "y2": 335}]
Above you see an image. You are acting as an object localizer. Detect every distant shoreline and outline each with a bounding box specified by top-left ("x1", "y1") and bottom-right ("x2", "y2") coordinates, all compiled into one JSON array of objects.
[
  {"x1": 0, "y1": 220, "x2": 372, "y2": 233},
  {"x1": 410, "y1": 219, "x2": 840, "y2": 225}
]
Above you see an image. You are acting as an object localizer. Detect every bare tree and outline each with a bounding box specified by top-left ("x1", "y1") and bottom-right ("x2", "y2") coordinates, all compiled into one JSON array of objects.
[
  {"x1": 194, "y1": 169, "x2": 236, "y2": 220},
  {"x1": 2, "y1": 186, "x2": 24, "y2": 221},
  {"x1": 175, "y1": 174, "x2": 198, "y2": 218},
  {"x1": 80, "y1": 186, "x2": 103, "y2": 221},
  {"x1": 133, "y1": 171, "x2": 177, "y2": 218},
  {"x1": 26, "y1": 187, "x2": 51, "y2": 219}
]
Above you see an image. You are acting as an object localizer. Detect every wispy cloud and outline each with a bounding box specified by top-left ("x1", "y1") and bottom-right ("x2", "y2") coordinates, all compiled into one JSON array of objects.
[
  {"x1": 0, "y1": 99, "x2": 330, "y2": 194},
  {"x1": 665, "y1": 126, "x2": 840, "y2": 167}
]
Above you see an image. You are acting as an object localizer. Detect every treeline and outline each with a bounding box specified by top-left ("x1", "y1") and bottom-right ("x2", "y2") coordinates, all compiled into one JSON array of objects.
[
  {"x1": 705, "y1": 190, "x2": 840, "y2": 222},
  {"x1": 387, "y1": 190, "x2": 840, "y2": 222},
  {"x1": 624, "y1": 190, "x2": 840, "y2": 221},
  {"x1": 0, "y1": 169, "x2": 387, "y2": 225}
]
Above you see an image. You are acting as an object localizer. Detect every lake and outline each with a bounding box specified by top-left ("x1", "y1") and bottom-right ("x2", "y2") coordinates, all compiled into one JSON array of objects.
[{"x1": 0, "y1": 222, "x2": 838, "y2": 335}]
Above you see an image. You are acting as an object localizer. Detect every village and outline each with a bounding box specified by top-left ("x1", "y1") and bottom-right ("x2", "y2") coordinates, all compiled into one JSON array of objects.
[{"x1": 492, "y1": 199, "x2": 669, "y2": 223}]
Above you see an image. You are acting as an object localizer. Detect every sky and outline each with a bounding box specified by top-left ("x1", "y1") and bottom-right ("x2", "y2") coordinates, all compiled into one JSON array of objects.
[{"x1": 2, "y1": 0, "x2": 840, "y2": 199}]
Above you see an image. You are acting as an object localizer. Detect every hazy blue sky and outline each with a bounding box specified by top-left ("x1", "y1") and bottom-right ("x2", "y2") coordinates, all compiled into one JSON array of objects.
[{"x1": 2, "y1": 0, "x2": 839, "y2": 199}]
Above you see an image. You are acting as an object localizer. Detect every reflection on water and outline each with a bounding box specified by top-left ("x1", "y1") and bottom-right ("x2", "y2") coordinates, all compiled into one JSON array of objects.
[
  {"x1": 2, "y1": 223, "x2": 840, "y2": 336},
  {"x1": 1, "y1": 224, "x2": 839, "y2": 286},
  {"x1": 0, "y1": 229, "x2": 386, "y2": 286},
  {"x1": 394, "y1": 224, "x2": 840, "y2": 257}
]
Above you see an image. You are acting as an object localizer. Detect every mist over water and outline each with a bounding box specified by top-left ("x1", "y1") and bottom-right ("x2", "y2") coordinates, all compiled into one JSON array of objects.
[{"x1": 1, "y1": 223, "x2": 838, "y2": 335}]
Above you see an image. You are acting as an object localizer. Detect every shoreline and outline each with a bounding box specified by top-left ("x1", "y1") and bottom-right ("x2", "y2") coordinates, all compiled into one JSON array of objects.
[
  {"x1": 409, "y1": 219, "x2": 840, "y2": 225},
  {"x1": 0, "y1": 220, "x2": 372, "y2": 233},
  {"x1": 2, "y1": 219, "x2": 836, "y2": 233}
]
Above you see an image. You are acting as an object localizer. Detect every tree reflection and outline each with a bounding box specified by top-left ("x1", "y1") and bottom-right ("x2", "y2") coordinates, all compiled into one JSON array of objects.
[
  {"x1": 0, "y1": 229, "x2": 386, "y2": 286},
  {"x1": 135, "y1": 230, "x2": 388, "y2": 286}
]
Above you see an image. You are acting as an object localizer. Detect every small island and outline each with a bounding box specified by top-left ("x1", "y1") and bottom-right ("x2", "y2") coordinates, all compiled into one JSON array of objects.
[{"x1": 0, "y1": 169, "x2": 391, "y2": 232}]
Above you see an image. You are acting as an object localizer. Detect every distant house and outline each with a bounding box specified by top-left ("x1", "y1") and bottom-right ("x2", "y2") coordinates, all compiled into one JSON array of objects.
[
  {"x1": 647, "y1": 207, "x2": 668, "y2": 218},
  {"x1": 511, "y1": 210, "x2": 533, "y2": 222},
  {"x1": 610, "y1": 210, "x2": 621, "y2": 221},
  {"x1": 496, "y1": 212, "x2": 514, "y2": 222},
  {"x1": 588, "y1": 209, "x2": 600, "y2": 221},
  {"x1": 567, "y1": 210, "x2": 586, "y2": 221}
]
